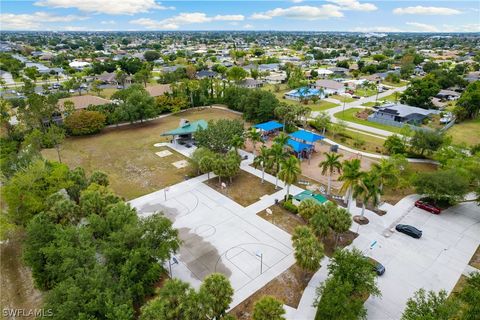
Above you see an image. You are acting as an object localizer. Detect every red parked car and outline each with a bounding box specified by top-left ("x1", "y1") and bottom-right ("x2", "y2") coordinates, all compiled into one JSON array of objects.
[{"x1": 415, "y1": 200, "x2": 441, "y2": 214}]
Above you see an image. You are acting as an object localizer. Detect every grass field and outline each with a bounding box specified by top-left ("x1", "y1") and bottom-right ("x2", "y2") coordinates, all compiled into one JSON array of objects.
[
  {"x1": 42, "y1": 108, "x2": 242, "y2": 200},
  {"x1": 334, "y1": 108, "x2": 402, "y2": 134},
  {"x1": 325, "y1": 129, "x2": 387, "y2": 155},
  {"x1": 205, "y1": 170, "x2": 278, "y2": 207},
  {"x1": 361, "y1": 101, "x2": 378, "y2": 107},
  {"x1": 329, "y1": 94, "x2": 355, "y2": 103},
  {"x1": 382, "y1": 80, "x2": 409, "y2": 88},
  {"x1": 355, "y1": 87, "x2": 377, "y2": 97},
  {"x1": 447, "y1": 119, "x2": 480, "y2": 146},
  {"x1": 378, "y1": 92, "x2": 401, "y2": 103},
  {"x1": 310, "y1": 100, "x2": 339, "y2": 111}
]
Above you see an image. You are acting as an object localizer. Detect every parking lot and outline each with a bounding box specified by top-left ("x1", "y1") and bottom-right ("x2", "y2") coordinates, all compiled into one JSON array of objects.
[
  {"x1": 129, "y1": 172, "x2": 296, "y2": 308},
  {"x1": 363, "y1": 199, "x2": 480, "y2": 319}
]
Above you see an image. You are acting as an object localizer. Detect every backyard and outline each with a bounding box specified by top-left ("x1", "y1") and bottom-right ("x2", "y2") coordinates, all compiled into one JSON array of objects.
[
  {"x1": 263, "y1": 84, "x2": 339, "y2": 111},
  {"x1": 42, "y1": 108, "x2": 242, "y2": 199},
  {"x1": 334, "y1": 108, "x2": 403, "y2": 134},
  {"x1": 447, "y1": 119, "x2": 480, "y2": 146}
]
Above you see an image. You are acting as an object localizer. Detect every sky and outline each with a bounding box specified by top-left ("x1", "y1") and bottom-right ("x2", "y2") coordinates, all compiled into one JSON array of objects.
[{"x1": 1, "y1": 0, "x2": 479, "y2": 32}]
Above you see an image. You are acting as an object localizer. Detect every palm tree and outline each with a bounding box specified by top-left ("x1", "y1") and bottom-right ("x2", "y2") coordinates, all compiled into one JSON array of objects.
[
  {"x1": 273, "y1": 132, "x2": 289, "y2": 147},
  {"x1": 230, "y1": 134, "x2": 244, "y2": 154},
  {"x1": 292, "y1": 226, "x2": 324, "y2": 280},
  {"x1": 354, "y1": 172, "x2": 381, "y2": 218},
  {"x1": 371, "y1": 158, "x2": 398, "y2": 203},
  {"x1": 318, "y1": 153, "x2": 343, "y2": 195},
  {"x1": 270, "y1": 143, "x2": 289, "y2": 189},
  {"x1": 253, "y1": 147, "x2": 271, "y2": 184},
  {"x1": 278, "y1": 155, "x2": 301, "y2": 200},
  {"x1": 247, "y1": 127, "x2": 262, "y2": 157},
  {"x1": 338, "y1": 159, "x2": 366, "y2": 210}
]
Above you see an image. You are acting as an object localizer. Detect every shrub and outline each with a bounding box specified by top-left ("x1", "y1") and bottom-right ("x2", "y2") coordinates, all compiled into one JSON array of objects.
[
  {"x1": 282, "y1": 200, "x2": 298, "y2": 214},
  {"x1": 64, "y1": 110, "x2": 106, "y2": 136}
]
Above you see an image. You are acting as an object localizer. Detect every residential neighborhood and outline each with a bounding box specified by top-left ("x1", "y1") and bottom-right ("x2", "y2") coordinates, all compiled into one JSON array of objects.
[{"x1": 1, "y1": 1, "x2": 479, "y2": 320}]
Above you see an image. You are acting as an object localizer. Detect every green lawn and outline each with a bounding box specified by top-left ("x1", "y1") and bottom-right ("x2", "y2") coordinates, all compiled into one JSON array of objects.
[
  {"x1": 361, "y1": 101, "x2": 378, "y2": 107},
  {"x1": 382, "y1": 80, "x2": 409, "y2": 88},
  {"x1": 325, "y1": 129, "x2": 387, "y2": 155},
  {"x1": 329, "y1": 95, "x2": 355, "y2": 103},
  {"x1": 355, "y1": 88, "x2": 377, "y2": 97},
  {"x1": 334, "y1": 108, "x2": 403, "y2": 134},
  {"x1": 447, "y1": 119, "x2": 480, "y2": 146},
  {"x1": 378, "y1": 92, "x2": 401, "y2": 103},
  {"x1": 310, "y1": 100, "x2": 339, "y2": 111},
  {"x1": 42, "y1": 108, "x2": 243, "y2": 200}
]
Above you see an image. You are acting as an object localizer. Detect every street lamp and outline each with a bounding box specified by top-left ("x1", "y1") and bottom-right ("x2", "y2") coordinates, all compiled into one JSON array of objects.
[
  {"x1": 255, "y1": 251, "x2": 263, "y2": 275},
  {"x1": 164, "y1": 187, "x2": 170, "y2": 201},
  {"x1": 168, "y1": 256, "x2": 178, "y2": 277}
]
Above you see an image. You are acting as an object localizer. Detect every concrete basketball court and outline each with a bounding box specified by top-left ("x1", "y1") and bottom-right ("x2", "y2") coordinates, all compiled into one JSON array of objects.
[{"x1": 129, "y1": 172, "x2": 296, "y2": 308}]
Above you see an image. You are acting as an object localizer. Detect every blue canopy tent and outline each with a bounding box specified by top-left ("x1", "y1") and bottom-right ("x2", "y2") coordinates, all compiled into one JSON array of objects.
[
  {"x1": 253, "y1": 120, "x2": 284, "y2": 132},
  {"x1": 287, "y1": 139, "x2": 314, "y2": 160},
  {"x1": 290, "y1": 130, "x2": 324, "y2": 143},
  {"x1": 288, "y1": 130, "x2": 324, "y2": 161}
]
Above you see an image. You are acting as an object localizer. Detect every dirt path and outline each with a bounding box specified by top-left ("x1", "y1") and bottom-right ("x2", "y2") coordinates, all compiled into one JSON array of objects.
[{"x1": 0, "y1": 231, "x2": 43, "y2": 319}]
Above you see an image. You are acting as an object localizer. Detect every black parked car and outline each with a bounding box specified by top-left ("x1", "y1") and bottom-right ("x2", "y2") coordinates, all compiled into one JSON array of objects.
[
  {"x1": 396, "y1": 224, "x2": 422, "y2": 239},
  {"x1": 364, "y1": 256, "x2": 386, "y2": 276}
]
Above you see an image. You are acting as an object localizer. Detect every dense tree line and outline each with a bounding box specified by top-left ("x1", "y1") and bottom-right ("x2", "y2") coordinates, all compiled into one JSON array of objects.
[{"x1": 1, "y1": 159, "x2": 180, "y2": 319}]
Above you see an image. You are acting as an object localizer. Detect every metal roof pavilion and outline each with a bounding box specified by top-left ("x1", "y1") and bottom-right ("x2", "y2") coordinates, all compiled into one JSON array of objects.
[
  {"x1": 290, "y1": 130, "x2": 324, "y2": 143},
  {"x1": 161, "y1": 120, "x2": 208, "y2": 136},
  {"x1": 287, "y1": 138, "x2": 314, "y2": 153},
  {"x1": 253, "y1": 120, "x2": 284, "y2": 131}
]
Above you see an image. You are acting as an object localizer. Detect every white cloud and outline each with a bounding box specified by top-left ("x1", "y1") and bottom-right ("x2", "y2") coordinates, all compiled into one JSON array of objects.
[
  {"x1": 291, "y1": 0, "x2": 304, "y2": 3},
  {"x1": 393, "y1": 6, "x2": 461, "y2": 15},
  {"x1": 442, "y1": 23, "x2": 480, "y2": 32},
  {"x1": 326, "y1": 0, "x2": 377, "y2": 12},
  {"x1": 63, "y1": 26, "x2": 88, "y2": 31},
  {"x1": 251, "y1": 5, "x2": 344, "y2": 20},
  {"x1": 0, "y1": 11, "x2": 87, "y2": 30},
  {"x1": 352, "y1": 26, "x2": 403, "y2": 32},
  {"x1": 244, "y1": 24, "x2": 254, "y2": 29},
  {"x1": 406, "y1": 22, "x2": 439, "y2": 32},
  {"x1": 35, "y1": 0, "x2": 174, "y2": 15},
  {"x1": 130, "y1": 12, "x2": 245, "y2": 29},
  {"x1": 101, "y1": 20, "x2": 116, "y2": 25}
]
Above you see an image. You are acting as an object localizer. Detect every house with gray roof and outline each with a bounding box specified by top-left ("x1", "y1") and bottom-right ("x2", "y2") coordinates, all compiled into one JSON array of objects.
[{"x1": 368, "y1": 103, "x2": 438, "y2": 126}]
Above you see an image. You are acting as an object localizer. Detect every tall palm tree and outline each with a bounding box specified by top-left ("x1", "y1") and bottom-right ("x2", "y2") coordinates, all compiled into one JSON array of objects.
[
  {"x1": 354, "y1": 172, "x2": 381, "y2": 218},
  {"x1": 279, "y1": 155, "x2": 301, "y2": 200},
  {"x1": 253, "y1": 146, "x2": 271, "y2": 184},
  {"x1": 338, "y1": 159, "x2": 366, "y2": 210},
  {"x1": 318, "y1": 153, "x2": 343, "y2": 195},
  {"x1": 230, "y1": 135, "x2": 244, "y2": 154},
  {"x1": 247, "y1": 127, "x2": 262, "y2": 157},
  {"x1": 371, "y1": 158, "x2": 398, "y2": 203},
  {"x1": 273, "y1": 132, "x2": 289, "y2": 147},
  {"x1": 270, "y1": 143, "x2": 289, "y2": 189}
]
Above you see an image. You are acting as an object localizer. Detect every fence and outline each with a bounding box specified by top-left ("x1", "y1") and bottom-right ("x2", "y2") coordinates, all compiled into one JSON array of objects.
[{"x1": 367, "y1": 116, "x2": 431, "y2": 132}]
